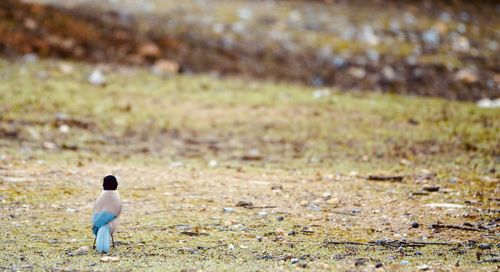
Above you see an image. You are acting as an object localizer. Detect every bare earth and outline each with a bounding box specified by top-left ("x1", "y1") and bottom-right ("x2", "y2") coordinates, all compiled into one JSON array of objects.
[{"x1": 0, "y1": 59, "x2": 499, "y2": 271}]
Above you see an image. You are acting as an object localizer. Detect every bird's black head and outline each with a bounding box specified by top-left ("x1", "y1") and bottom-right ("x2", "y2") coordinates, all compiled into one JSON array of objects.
[{"x1": 103, "y1": 175, "x2": 118, "y2": 190}]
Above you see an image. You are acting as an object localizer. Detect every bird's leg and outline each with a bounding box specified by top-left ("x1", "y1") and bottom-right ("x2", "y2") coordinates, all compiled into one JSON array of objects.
[
  {"x1": 93, "y1": 235, "x2": 96, "y2": 250},
  {"x1": 111, "y1": 234, "x2": 115, "y2": 247}
]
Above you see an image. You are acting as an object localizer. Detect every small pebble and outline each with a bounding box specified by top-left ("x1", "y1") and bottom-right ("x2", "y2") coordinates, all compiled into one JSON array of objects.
[
  {"x1": 422, "y1": 185, "x2": 440, "y2": 192},
  {"x1": 227, "y1": 244, "x2": 235, "y2": 251},
  {"x1": 73, "y1": 246, "x2": 90, "y2": 256},
  {"x1": 478, "y1": 243, "x2": 491, "y2": 250},
  {"x1": 417, "y1": 264, "x2": 430, "y2": 271},
  {"x1": 88, "y1": 70, "x2": 106, "y2": 86},
  {"x1": 375, "y1": 262, "x2": 383, "y2": 268},
  {"x1": 257, "y1": 210, "x2": 268, "y2": 217},
  {"x1": 276, "y1": 216, "x2": 284, "y2": 221},
  {"x1": 400, "y1": 260, "x2": 409, "y2": 265},
  {"x1": 307, "y1": 203, "x2": 321, "y2": 211},
  {"x1": 291, "y1": 258, "x2": 299, "y2": 264},
  {"x1": 222, "y1": 207, "x2": 235, "y2": 213},
  {"x1": 415, "y1": 251, "x2": 423, "y2": 256},
  {"x1": 256, "y1": 236, "x2": 263, "y2": 242},
  {"x1": 100, "y1": 256, "x2": 120, "y2": 262},
  {"x1": 411, "y1": 222, "x2": 420, "y2": 228},
  {"x1": 354, "y1": 259, "x2": 365, "y2": 266}
]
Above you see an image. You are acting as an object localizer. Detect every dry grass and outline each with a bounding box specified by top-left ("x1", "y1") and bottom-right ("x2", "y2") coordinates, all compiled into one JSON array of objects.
[{"x1": 0, "y1": 59, "x2": 499, "y2": 271}]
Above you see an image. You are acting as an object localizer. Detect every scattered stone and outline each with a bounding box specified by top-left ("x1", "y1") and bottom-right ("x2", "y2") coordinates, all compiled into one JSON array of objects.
[
  {"x1": 88, "y1": 70, "x2": 106, "y2": 86},
  {"x1": 23, "y1": 53, "x2": 38, "y2": 63},
  {"x1": 275, "y1": 228, "x2": 285, "y2": 236},
  {"x1": 258, "y1": 254, "x2": 273, "y2": 260},
  {"x1": 375, "y1": 262, "x2": 383, "y2": 268},
  {"x1": 176, "y1": 225, "x2": 192, "y2": 231},
  {"x1": 426, "y1": 203, "x2": 464, "y2": 209},
  {"x1": 257, "y1": 210, "x2": 268, "y2": 217},
  {"x1": 59, "y1": 124, "x2": 70, "y2": 133},
  {"x1": 152, "y1": 59, "x2": 179, "y2": 75},
  {"x1": 288, "y1": 230, "x2": 297, "y2": 236},
  {"x1": 382, "y1": 66, "x2": 397, "y2": 81},
  {"x1": 208, "y1": 160, "x2": 218, "y2": 168},
  {"x1": 58, "y1": 63, "x2": 74, "y2": 74},
  {"x1": 100, "y1": 256, "x2": 120, "y2": 262},
  {"x1": 366, "y1": 49, "x2": 380, "y2": 62},
  {"x1": 169, "y1": 161, "x2": 184, "y2": 168},
  {"x1": 359, "y1": 25, "x2": 379, "y2": 46},
  {"x1": 71, "y1": 246, "x2": 90, "y2": 256},
  {"x1": 276, "y1": 216, "x2": 284, "y2": 221},
  {"x1": 331, "y1": 56, "x2": 346, "y2": 68},
  {"x1": 348, "y1": 67, "x2": 366, "y2": 79},
  {"x1": 222, "y1": 207, "x2": 235, "y2": 213},
  {"x1": 138, "y1": 42, "x2": 161, "y2": 59},
  {"x1": 301, "y1": 226, "x2": 314, "y2": 235},
  {"x1": 403, "y1": 12, "x2": 417, "y2": 25},
  {"x1": 43, "y1": 141, "x2": 57, "y2": 150},
  {"x1": 256, "y1": 235, "x2": 263, "y2": 242},
  {"x1": 477, "y1": 98, "x2": 500, "y2": 109},
  {"x1": 313, "y1": 89, "x2": 330, "y2": 99},
  {"x1": 227, "y1": 244, "x2": 235, "y2": 251},
  {"x1": 478, "y1": 243, "x2": 491, "y2": 250},
  {"x1": 326, "y1": 198, "x2": 340, "y2": 205},
  {"x1": 415, "y1": 251, "x2": 423, "y2": 256},
  {"x1": 299, "y1": 200, "x2": 309, "y2": 207},
  {"x1": 65, "y1": 208, "x2": 76, "y2": 213},
  {"x1": 400, "y1": 260, "x2": 409, "y2": 265},
  {"x1": 291, "y1": 258, "x2": 299, "y2": 264},
  {"x1": 241, "y1": 148, "x2": 263, "y2": 161},
  {"x1": 354, "y1": 259, "x2": 365, "y2": 266},
  {"x1": 307, "y1": 203, "x2": 321, "y2": 211},
  {"x1": 422, "y1": 185, "x2": 440, "y2": 192},
  {"x1": 411, "y1": 222, "x2": 420, "y2": 228},
  {"x1": 454, "y1": 68, "x2": 478, "y2": 84},
  {"x1": 452, "y1": 36, "x2": 470, "y2": 52},
  {"x1": 422, "y1": 29, "x2": 440, "y2": 45},
  {"x1": 235, "y1": 201, "x2": 254, "y2": 208},
  {"x1": 417, "y1": 264, "x2": 430, "y2": 271}
]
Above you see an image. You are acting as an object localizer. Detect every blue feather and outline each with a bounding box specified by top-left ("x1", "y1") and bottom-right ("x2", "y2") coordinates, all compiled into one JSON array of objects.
[
  {"x1": 92, "y1": 211, "x2": 116, "y2": 235},
  {"x1": 96, "y1": 224, "x2": 111, "y2": 253}
]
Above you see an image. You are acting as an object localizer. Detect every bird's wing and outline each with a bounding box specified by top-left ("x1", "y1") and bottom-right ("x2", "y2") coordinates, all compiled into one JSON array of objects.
[{"x1": 92, "y1": 211, "x2": 116, "y2": 235}]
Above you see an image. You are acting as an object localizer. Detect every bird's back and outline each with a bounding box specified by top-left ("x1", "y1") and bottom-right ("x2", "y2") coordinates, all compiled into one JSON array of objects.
[
  {"x1": 92, "y1": 191, "x2": 121, "y2": 234},
  {"x1": 93, "y1": 191, "x2": 121, "y2": 216}
]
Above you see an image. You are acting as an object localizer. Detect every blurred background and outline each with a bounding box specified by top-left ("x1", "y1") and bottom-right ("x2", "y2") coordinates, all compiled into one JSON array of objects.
[{"x1": 1, "y1": 0, "x2": 499, "y2": 101}]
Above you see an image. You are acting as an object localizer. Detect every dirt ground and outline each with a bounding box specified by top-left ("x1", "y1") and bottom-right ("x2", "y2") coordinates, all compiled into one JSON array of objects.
[{"x1": 0, "y1": 59, "x2": 499, "y2": 271}]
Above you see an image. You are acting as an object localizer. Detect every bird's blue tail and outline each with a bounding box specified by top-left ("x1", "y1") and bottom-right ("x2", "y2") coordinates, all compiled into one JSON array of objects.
[{"x1": 95, "y1": 224, "x2": 111, "y2": 253}]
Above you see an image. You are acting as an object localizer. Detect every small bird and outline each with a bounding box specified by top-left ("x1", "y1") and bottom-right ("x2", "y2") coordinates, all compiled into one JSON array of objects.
[{"x1": 92, "y1": 175, "x2": 122, "y2": 253}]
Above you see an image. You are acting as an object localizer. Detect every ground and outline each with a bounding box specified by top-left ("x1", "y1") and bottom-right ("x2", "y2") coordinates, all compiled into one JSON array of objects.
[{"x1": 0, "y1": 59, "x2": 499, "y2": 271}]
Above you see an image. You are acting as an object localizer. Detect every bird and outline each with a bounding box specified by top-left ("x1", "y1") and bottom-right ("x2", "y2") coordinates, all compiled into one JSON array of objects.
[{"x1": 92, "y1": 175, "x2": 122, "y2": 253}]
